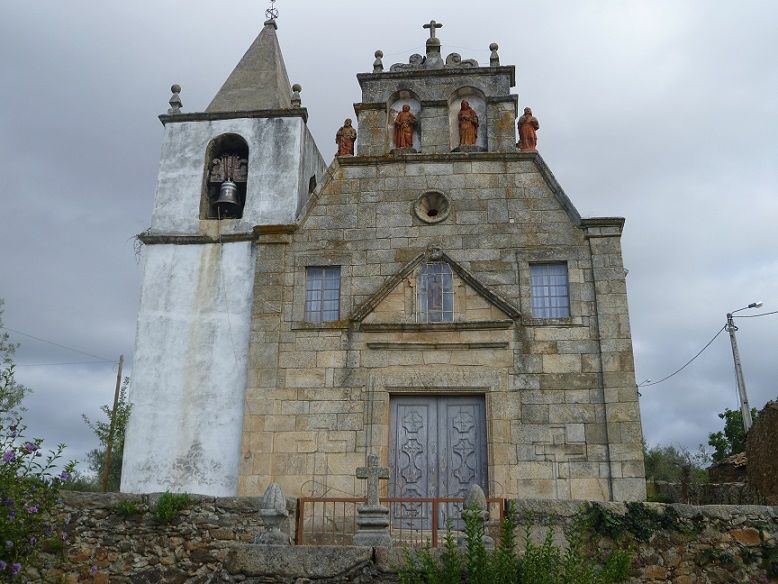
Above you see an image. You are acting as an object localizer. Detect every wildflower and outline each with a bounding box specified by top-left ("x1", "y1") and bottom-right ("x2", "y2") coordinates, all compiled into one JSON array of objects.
[
  {"x1": 23, "y1": 442, "x2": 38, "y2": 453},
  {"x1": 59, "y1": 470, "x2": 71, "y2": 481},
  {"x1": 25, "y1": 505, "x2": 39, "y2": 514},
  {"x1": 10, "y1": 563, "x2": 20, "y2": 575},
  {"x1": 5, "y1": 540, "x2": 13, "y2": 548},
  {"x1": 1, "y1": 450, "x2": 14, "y2": 463},
  {"x1": 0, "y1": 560, "x2": 5, "y2": 570},
  {"x1": 90, "y1": 566, "x2": 98, "y2": 575},
  {"x1": 29, "y1": 536, "x2": 37, "y2": 545},
  {"x1": 7, "y1": 511, "x2": 15, "y2": 520}
]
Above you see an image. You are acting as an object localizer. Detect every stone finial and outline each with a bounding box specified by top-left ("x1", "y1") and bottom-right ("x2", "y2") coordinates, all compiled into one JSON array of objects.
[
  {"x1": 463, "y1": 484, "x2": 487, "y2": 512},
  {"x1": 460, "y1": 484, "x2": 494, "y2": 549},
  {"x1": 489, "y1": 43, "x2": 500, "y2": 67},
  {"x1": 256, "y1": 482, "x2": 290, "y2": 545},
  {"x1": 291, "y1": 84, "x2": 302, "y2": 108},
  {"x1": 373, "y1": 50, "x2": 384, "y2": 73},
  {"x1": 168, "y1": 84, "x2": 182, "y2": 114},
  {"x1": 261, "y1": 482, "x2": 287, "y2": 513}
]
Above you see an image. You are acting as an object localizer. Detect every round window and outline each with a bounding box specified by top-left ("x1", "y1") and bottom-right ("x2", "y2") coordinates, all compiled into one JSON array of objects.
[{"x1": 413, "y1": 191, "x2": 451, "y2": 224}]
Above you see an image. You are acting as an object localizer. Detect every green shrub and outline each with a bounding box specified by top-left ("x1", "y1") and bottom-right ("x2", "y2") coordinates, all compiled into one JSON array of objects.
[
  {"x1": 397, "y1": 502, "x2": 633, "y2": 584},
  {"x1": 115, "y1": 499, "x2": 141, "y2": 517},
  {"x1": 153, "y1": 491, "x2": 190, "y2": 524}
]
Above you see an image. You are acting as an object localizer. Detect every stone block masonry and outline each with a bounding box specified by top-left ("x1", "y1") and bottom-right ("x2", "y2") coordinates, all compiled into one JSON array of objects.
[{"x1": 32, "y1": 492, "x2": 778, "y2": 583}]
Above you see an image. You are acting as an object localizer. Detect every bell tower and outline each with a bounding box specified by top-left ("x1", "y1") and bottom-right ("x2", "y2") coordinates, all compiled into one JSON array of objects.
[{"x1": 121, "y1": 17, "x2": 325, "y2": 496}]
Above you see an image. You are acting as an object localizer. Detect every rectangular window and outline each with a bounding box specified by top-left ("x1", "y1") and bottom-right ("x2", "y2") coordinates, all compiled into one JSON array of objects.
[
  {"x1": 530, "y1": 263, "x2": 570, "y2": 318},
  {"x1": 417, "y1": 262, "x2": 454, "y2": 323},
  {"x1": 305, "y1": 266, "x2": 341, "y2": 322}
]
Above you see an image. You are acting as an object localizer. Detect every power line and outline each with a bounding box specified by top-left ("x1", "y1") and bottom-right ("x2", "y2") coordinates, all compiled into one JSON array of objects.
[
  {"x1": 639, "y1": 324, "x2": 727, "y2": 388},
  {"x1": 0, "y1": 326, "x2": 113, "y2": 362},
  {"x1": 16, "y1": 360, "x2": 116, "y2": 368},
  {"x1": 734, "y1": 310, "x2": 778, "y2": 318}
]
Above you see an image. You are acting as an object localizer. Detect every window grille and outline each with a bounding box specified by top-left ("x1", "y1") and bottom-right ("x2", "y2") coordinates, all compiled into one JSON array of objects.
[
  {"x1": 305, "y1": 266, "x2": 341, "y2": 322},
  {"x1": 530, "y1": 263, "x2": 570, "y2": 318},
  {"x1": 417, "y1": 262, "x2": 454, "y2": 323}
]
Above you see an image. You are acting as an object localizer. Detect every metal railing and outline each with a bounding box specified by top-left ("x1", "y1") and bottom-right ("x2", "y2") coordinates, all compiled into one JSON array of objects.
[{"x1": 295, "y1": 496, "x2": 507, "y2": 547}]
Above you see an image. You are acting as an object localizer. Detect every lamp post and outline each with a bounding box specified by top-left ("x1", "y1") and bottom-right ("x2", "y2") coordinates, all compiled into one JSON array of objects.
[{"x1": 725, "y1": 301, "x2": 763, "y2": 432}]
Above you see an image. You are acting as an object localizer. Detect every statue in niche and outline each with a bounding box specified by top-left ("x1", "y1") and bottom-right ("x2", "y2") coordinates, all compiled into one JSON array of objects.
[
  {"x1": 457, "y1": 100, "x2": 479, "y2": 146},
  {"x1": 335, "y1": 118, "x2": 357, "y2": 156},
  {"x1": 394, "y1": 105, "x2": 417, "y2": 149},
  {"x1": 517, "y1": 107, "x2": 540, "y2": 152}
]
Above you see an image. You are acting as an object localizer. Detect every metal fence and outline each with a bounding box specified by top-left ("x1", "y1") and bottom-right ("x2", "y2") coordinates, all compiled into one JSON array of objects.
[{"x1": 295, "y1": 496, "x2": 507, "y2": 547}]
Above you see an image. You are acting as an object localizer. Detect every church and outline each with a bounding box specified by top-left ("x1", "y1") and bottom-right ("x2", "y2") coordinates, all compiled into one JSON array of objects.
[{"x1": 121, "y1": 15, "x2": 646, "y2": 504}]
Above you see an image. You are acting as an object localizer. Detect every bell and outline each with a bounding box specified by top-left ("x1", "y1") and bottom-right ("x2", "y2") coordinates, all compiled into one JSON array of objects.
[{"x1": 215, "y1": 180, "x2": 240, "y2": 217}]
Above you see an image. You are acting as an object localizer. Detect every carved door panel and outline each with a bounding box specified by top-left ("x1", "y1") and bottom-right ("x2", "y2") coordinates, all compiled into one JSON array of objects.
[{"x1": 389, "y1": 396, "x2": 487, "y2": 530}]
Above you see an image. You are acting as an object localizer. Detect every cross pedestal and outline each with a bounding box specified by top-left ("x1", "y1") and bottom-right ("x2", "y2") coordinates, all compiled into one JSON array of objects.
[{"x1": 353, "y1": 454, "x2": 392, "y2": 547}]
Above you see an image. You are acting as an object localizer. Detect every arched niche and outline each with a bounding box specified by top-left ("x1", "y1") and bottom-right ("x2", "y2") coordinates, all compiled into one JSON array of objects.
[
  {"x1": 387, "y1": 90, "x2": 421, "y2": 153},
  {"x1": 201, "y1": 133, "x2": 249, "y2": 220},
  {"x1": 448, "y1": 87, "x2": 487, "y2": 152}
]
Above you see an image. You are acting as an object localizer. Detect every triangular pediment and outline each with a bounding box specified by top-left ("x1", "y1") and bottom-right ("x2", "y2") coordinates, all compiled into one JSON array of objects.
[{"x1": 352, "y1": 249, "x2": 521, "y2": 325}]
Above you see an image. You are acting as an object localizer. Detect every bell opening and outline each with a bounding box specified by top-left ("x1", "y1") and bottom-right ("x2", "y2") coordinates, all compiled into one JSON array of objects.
[{"x1": 202, "y1": 133, "x2": 249, "y2": 220}]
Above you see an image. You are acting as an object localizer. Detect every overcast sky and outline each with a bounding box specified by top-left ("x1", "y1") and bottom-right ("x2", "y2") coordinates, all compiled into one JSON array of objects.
[{"x1": 0, "y1": 1, "x2": 776, "y2": 475}]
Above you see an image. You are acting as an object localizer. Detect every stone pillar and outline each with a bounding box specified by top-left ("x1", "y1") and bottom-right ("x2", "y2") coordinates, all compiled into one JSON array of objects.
[
  {"x1": 585, "y1": 219, "x2": 646, "y2": 501},
  {"x1": 487, "y1": 97, "x2": 518, "y2": 153}
]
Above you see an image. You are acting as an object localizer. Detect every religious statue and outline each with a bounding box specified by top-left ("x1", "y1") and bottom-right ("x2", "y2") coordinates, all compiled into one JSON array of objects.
[
  {"x1": 458, "y1": 100, "x2": 479, "y2": 146},
  {"x1": 517, "y1": 107, "x2": 540, "y2": 152},
  {"x1": 394, "y1": 105, "x2": 417, "y2": 149},
  {"x1": 336, "y1": 118, "x2": 357, "y2": 156}
]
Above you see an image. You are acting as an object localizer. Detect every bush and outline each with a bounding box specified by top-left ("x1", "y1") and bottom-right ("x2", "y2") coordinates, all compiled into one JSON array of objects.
[
  {"x1": 115, "y1": 499, "x2": 141, "y2": 518},
  {"x1": 153, "y1": 491, "x2": 190, "y2": 524},
  {"x1": 0, "y1": 416, "x2": 75, "y2": 580},
  {"x1": 397, "y1": 502, "x2": 632, "y2": 584}
]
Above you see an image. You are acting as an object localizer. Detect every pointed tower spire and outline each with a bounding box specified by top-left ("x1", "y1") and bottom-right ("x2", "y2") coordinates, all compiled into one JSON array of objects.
[{"x1": 206, "y1": 20, "x2": 292, "y2": 113}]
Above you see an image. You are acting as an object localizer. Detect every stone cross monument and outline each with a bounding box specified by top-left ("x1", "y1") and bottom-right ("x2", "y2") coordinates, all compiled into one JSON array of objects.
[
  {"x1": 353, "y1": 454, "x2": 392, "y2": 547},
  {"x1": 356, "y1": 453, "x2": 390, "y2": 505}
]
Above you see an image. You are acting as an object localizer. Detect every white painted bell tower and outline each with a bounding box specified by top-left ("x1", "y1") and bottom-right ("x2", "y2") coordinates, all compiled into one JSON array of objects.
[{"x1": 121, "y1": 19, "x2": 325, "y2": 496}]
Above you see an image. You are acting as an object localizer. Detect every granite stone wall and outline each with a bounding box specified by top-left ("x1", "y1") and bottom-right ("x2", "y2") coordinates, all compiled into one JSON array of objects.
[
  {"x1": 241, "y1": 152, "x2": 644, "y2": 503},
  {"x1": 31, "y1": 493, "x2": 778, "y2": 583}
]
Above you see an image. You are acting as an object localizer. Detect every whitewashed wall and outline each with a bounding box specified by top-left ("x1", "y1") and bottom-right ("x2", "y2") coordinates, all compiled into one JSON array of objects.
[{"x1": 122, "y1": 242, "x2": 255, "y2": 496}]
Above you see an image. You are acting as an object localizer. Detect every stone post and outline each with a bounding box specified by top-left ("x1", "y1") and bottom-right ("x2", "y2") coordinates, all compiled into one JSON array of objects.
[
  {"x1": 353, "y1": 454, "x2": 392, "y2": 547},
  {"x1": 460, "y1": 484, "x2": 494, "y2": 549},
  {"x1": 255, "y1": 482, "x2": 291, "y2": 545}
]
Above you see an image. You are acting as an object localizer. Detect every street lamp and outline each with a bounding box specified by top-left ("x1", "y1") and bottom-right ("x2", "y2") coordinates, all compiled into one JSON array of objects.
[{"x1": 725, "y1": 301, "x2": 763, "y2": 432}]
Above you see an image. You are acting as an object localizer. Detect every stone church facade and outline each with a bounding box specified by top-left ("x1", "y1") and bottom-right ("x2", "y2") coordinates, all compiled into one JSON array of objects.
[{"x1": 122, "y1": 18, "x2": 646, "y2": 503}]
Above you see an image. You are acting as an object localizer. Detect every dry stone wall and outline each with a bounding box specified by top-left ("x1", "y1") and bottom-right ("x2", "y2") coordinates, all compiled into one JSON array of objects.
[
  {"x1": 748, "y1": 401, "x2": 778, "y2": 505},
  {"x1": 30, "y1": 492, "x2": 778, "y2": 584}
]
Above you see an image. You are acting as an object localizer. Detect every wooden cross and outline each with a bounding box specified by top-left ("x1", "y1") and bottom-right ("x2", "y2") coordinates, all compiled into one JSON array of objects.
[
  {"x1": 423, "y1": 20, "x2": 443, "y2": 39},
  {"x1": 356, "y1": 454, "x2": 390, "y2": 506}
]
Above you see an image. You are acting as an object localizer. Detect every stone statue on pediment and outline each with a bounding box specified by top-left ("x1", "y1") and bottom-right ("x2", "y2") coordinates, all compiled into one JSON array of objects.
[
  {"x1": 518, "y1": 107, "x2": 540, "y2": 152},
  {"x1": 336, "y1": 118, "x2": 357, "y2": 156}
]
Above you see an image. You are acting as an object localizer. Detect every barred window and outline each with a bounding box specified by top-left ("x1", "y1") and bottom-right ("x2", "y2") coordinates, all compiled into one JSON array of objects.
[
  {"x1": 530, "y1": 263, "x2": 570, "y2": 318},
  {"x1": 417, "y1": 262, "x2": 454, "y2": 323},
  {"x1": 305, "y1": 266, "x2": 341, "y2": 322}
]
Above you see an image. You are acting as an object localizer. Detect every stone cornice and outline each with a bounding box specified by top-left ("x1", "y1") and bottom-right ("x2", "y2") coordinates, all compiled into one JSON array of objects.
[
  {"x1": 159, "y1": 108, "x2": 309, "y2": 125},
  {"x1": 357, "y1": 65, "x2": 516, "y2": 87},
  {"x1": 138, "y1": 232, "x2": 256, "y2": 245}
]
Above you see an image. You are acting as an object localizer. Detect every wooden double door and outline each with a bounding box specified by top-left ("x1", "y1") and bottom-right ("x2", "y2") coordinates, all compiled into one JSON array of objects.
[{"x1": 389, "y1": 396, "x2": 488, "y2": 529}]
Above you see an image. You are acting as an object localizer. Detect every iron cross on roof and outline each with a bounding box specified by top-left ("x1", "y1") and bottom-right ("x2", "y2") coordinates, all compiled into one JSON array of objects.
[
  {"x1": 356, "y1": 454, "x2": 390, "y2": 506},
  {"x1": 423, "y1": 20, "x2": 443, "y2": 39}
]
